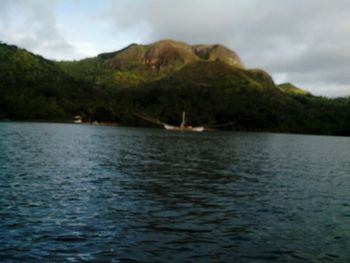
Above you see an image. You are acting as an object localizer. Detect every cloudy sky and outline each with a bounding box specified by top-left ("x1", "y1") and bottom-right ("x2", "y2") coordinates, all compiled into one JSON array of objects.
[{"x1": 0, "y1": 0, "x2": 349, "y2": 97}]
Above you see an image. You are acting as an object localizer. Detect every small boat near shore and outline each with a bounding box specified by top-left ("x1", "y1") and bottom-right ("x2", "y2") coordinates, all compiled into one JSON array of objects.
[
  {"x1": 163, "y1": 124, "x2": 205, "y2": 132},
  {"x1": 135, "y1": 111, "x2": 206, "y2": 132},
  {"x1": 163, "y1": 112, "x2": 204, "y2": 132},
  {"x1": 73, "y1": 115, "x2": 82, "y2": 124},
  {"x1": 135, "y1": 111, "x2": 236, "y2": 132}
]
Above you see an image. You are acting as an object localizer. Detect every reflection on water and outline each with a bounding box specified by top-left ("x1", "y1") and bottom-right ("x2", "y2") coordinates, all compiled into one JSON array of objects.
[{"x1": 1, "y1": 123, "x2": 350, "y2": 262}]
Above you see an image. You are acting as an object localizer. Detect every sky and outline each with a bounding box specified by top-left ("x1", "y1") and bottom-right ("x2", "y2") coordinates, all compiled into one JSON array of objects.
[{"x1": 0, "y1": 0, "x2": 349, "y2": 97}]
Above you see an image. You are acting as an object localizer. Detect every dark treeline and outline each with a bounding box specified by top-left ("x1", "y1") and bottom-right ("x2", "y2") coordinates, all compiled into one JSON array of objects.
[{"x1": 1, "y1": 42, "x2": 350, "y2": 136}]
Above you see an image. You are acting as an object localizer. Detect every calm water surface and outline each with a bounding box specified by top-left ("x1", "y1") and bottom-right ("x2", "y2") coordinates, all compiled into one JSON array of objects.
[{"x1": 0, "y1": 122, "x2": 350, "y2": 262}]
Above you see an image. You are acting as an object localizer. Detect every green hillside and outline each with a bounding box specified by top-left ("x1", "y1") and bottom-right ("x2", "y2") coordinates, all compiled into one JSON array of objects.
[
  {"x1": 115, "y1": 61, "x2": 350, "y2": 134},
  {"x1": 0, "y1": 42, "x2": 118, "y2": 121},
  {"x1": 1, "y1": 40, "x2": 350, "y2": 136}
]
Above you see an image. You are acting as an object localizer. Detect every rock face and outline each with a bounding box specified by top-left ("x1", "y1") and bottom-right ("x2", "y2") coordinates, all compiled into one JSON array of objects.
[
  {"x1": 144, "y1": 40, "x2": 197, "y2": 70},
  {"x1": 100, "y1": 39, "x2": 245, "y2": 71},
  {"x1": 192, "y1": 44, "x2": 244, "y2": 68}
]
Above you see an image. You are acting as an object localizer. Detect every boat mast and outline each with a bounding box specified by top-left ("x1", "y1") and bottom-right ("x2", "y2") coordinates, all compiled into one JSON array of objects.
[{"x1": 181, "y1": 111, "x2": 186, "y2": 128}]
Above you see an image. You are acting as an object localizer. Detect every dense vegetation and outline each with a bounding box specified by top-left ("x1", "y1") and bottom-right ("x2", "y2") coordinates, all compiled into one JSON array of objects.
[
  {"x1": 0, "y1": 43, "x2": 119, "y2": 122},
  {"x1": 1, "y1": 41, "x2": 350, "y2": 136}
]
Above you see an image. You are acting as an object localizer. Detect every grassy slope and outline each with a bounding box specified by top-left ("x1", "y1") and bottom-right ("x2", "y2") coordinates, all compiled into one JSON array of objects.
[{"x1": 277, "y1": 83, "x2": 311, "y2": 96}]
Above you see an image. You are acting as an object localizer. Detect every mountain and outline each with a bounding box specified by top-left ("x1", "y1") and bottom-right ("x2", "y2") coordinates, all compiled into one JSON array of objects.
[
  {"x1": 1, "y1": 40, "x2": 350, "y2": 135},
  {"x1": 58, "y1": 39, "x2": 245, "y2": 87},
  {"x1": 99, "y1": 39, "x2": 244, "y2": 71}
]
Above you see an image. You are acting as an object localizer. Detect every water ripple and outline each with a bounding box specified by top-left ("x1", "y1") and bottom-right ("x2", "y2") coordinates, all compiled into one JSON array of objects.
[{"x1": 1, "y1": 123, "x2": 350, "y2": 261}]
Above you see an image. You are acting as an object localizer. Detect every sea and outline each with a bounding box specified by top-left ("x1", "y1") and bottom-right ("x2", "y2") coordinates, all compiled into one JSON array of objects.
[{"x1": 0, "y1": 122, "x2": 350, "y2": 262}]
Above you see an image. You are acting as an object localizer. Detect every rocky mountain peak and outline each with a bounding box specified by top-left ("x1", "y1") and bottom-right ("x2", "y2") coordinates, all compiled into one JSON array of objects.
[{"x1": 102, "y1": 39, "x2": 245, "y2": 71}]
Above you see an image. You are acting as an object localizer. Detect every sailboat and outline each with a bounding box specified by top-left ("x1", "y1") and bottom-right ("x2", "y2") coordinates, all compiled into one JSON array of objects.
[
  {"x1": 163, "y1": 112, "x2": 204, "y2": 132},
  {"x1": 134, "y1": 111, "x2": 236, "y2": 132},
  {"x1": 135, "y1": 111, "x2": 205, "y2": 132}
]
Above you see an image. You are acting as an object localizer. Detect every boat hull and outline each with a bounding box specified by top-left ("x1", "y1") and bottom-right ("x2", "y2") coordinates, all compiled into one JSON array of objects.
[{"x1": 163, "y1": 124, "x2": 204, "y2": 132}]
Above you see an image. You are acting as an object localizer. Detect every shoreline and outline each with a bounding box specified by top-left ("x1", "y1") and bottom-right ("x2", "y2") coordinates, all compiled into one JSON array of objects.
[
  {"x1": 1, "y1": 120, "x2": 349, "y2": 138},
  {"x1": 0, "y1": 119, "x2": 119, "y2": 127}
]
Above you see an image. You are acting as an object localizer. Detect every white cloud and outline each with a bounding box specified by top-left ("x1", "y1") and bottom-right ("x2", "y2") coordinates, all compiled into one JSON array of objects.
[{"x1": 0, "y1": 0, "x2": 83, "y2": 60}]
